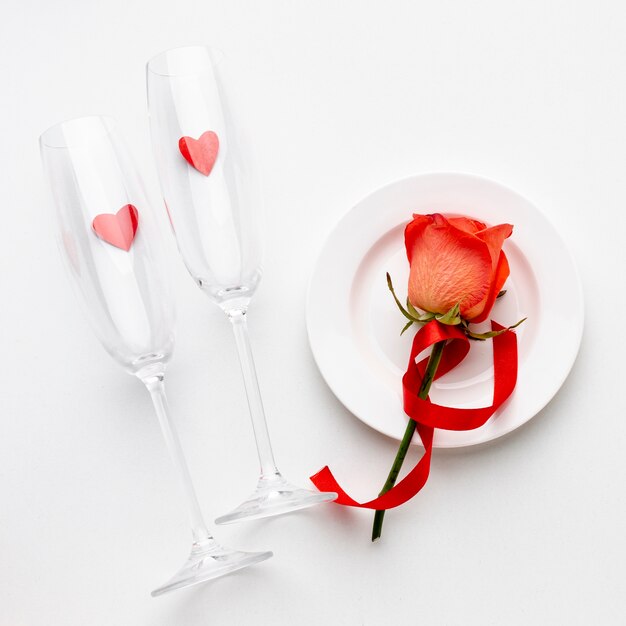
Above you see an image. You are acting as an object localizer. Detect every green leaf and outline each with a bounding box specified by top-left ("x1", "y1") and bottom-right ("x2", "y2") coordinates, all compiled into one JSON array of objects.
[
  {"x1": 436, "y1": 302, "x2": 462, "y2": 325},
  {"x1": 400, "y1": 320, "x2": 414, "y2": 335}
]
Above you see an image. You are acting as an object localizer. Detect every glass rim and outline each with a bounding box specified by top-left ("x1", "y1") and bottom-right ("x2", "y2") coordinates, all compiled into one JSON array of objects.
[
  {"x1": 39, "y1": 114, "x2": 117, "y2": 149},
  {"x1": 146, "y1": 44, "x2": 223, "y2": 78}
]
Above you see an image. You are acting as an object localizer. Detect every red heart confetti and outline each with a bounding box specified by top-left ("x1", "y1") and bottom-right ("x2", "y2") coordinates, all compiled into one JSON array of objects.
[
  {"x1": 92, "y1": 204, "x2": 139, "y2": 251},
  {"x1": 178, "y1": 131, "x2": 219, "y2": 176}
]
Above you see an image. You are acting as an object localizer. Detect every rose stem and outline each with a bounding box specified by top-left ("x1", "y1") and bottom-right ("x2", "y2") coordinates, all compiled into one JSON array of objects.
[{"x1": 371, "y1": 340, "x2": 446, "y2": 542}]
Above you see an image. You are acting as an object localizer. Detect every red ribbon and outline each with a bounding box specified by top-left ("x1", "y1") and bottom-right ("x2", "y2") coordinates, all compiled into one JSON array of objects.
[{"x1": 310, "y1": 320, "x2": 518, "y2": 510}]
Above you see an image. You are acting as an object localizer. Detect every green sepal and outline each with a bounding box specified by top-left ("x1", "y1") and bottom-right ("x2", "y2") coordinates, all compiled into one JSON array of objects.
[
  {"x1": 386, "y1": 273, "x2": 415, "y2": 323},
  {"x1": 418, "y1": 313, "x2": 436, "y2": 322},
  {"x1": 406, "y1": 298, "x2": 420, "y2": 318},
  {"x1": 400, "y1": 320, "x2": 414, "y2": 335},
  {"x1": 436, "y1": 302, "x2": 462, "y2": 326},
  {"x1": 407, "y1": 298, "x2": 436, "y2": 322},
  {"x1": 508, "y1": 317, "x2": 527, "y2": 330},
  {"x1": 466, "y1": 317, "x2": 527, "y2": 341},
  {"x1": 387, "y1": 273, "x2": 435, "y2": 324}
]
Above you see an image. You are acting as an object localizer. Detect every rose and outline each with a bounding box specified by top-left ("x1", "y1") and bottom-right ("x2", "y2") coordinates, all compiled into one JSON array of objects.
[
  {"x1": 405, "y1": 213, "x2": 513, "y2": 323},
  {"x1": 312, "y1": 209, "x2": 522, "y2": 541}
]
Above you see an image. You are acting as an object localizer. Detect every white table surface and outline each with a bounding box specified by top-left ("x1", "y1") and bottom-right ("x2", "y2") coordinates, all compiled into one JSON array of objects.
[{"x1": 1, "y1": 1, "x2": 625, "y2": 624}]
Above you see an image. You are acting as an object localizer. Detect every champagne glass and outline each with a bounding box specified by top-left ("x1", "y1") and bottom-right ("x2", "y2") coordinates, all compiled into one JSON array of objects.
[
  {"x1": 146, "y1": 46, "x2": 336, "y2": 524},
  {"x1": 39, "y1": 115, "x2": 272, "y2": 596}
]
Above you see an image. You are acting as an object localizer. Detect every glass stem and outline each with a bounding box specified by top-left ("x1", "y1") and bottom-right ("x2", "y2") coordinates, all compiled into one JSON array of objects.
[
  {"x1": 142, "y1": 373, "x2": 212, "y2": 546},
  {"x1": 227, "y1": 309, "x2": 279, "y2": 479}
]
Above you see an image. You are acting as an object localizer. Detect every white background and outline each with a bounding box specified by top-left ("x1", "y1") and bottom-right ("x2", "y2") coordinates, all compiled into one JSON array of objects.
[{"x1": 1, "y1": 1, "x2": 625, "y2": 624}]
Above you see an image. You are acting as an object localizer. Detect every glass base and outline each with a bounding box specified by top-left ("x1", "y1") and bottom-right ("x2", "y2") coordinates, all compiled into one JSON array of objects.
[
  {"x1": 151, "y1": 540, "x2": 272, "y2": 597},
  {"x1": 214, "y1": 474, "x2": 337, "y2": 525}
]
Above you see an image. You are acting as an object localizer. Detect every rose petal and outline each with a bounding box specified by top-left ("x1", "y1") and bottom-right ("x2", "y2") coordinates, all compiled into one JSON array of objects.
[
  {"x1": 407, "y1": 214, "x2": 493, "y2": 317},
  {"x1": 465, "y1": 223, "x2": 513, "y2": 321},
  {"x1": 448, "y1": 216, "x2": 486, "y2": 234},
  {"x1": 469, "y1": 251, "x2": 510, "y2": 323},
  {"x1": 475, "y1": 223, "x2": 513, "y2": 268}
]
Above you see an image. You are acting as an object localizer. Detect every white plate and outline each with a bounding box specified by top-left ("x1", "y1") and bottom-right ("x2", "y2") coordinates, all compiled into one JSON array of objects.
[{"x1": 307, "y1": 173, "x2": 584, "y2": 448}]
